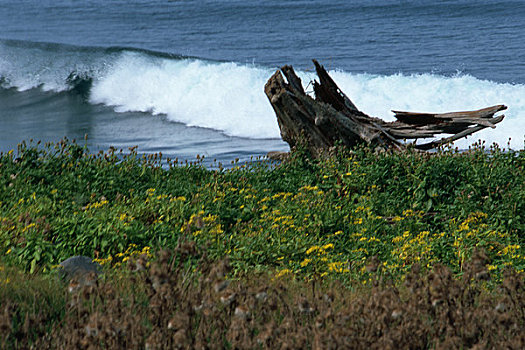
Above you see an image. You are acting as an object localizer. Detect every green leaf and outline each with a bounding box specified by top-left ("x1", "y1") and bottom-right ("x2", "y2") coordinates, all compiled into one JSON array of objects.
[
  {"x1": 30, "y1": 258, "x2": 37, "y2": 274},
  {"x1": 34, "y1": 249, "x2": 41, "y2": 261},
  {"x1": 426, "y1": 199, "x2": 433, "y2": 211}
]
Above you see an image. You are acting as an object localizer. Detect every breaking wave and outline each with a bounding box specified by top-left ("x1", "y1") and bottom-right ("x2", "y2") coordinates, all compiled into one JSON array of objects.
[{"x1": 1, "y1": 39, "x2": 523, "y2": 148}]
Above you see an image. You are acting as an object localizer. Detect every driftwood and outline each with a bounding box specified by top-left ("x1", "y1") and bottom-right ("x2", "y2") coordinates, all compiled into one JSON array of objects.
[{"x1": 264, "y1": 60, "x2": 506, "y2": 157}]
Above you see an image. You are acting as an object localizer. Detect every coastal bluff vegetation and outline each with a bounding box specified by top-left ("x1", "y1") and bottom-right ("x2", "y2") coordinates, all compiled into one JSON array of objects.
[{"x1": 0, "y1": 136, "x2": 523, "y2": 348}]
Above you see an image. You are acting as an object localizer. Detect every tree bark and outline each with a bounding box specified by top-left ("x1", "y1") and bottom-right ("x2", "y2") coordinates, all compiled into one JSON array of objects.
[{"x1": 264, "y1": 60, "x2": 506, "y2": 157}]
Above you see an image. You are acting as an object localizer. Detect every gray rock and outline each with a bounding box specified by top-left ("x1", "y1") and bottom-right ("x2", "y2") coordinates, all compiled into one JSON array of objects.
[{"x1": 58, "y1": 256, "x2": 102, "y2": 283}]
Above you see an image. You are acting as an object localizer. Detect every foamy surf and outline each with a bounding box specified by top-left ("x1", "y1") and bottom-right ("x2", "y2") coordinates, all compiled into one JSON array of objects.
[
  {"x1": 89, "y1": 52, "x2": 280, "y2": 139},
  {"x1": 328, "y1": 71, "x2": 525, "y2": 149},
  {"x1": 90, "y1": 54, "x2": 523, "y2": 148},
  {"x1": 1, "y1": 40, "x2": 523, "y2": 149}
]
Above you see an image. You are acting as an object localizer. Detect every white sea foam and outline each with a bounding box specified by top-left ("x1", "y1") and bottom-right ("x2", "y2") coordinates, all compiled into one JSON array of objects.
[
  {"x1": 91, "y1": 53, "x2": 524, "y2": 148},
  {"x1": 2, "y1": 45, "x2": 524, "y2": 148},
  {"x1": 0, "y1": 42, "x2": 111, "y2": 93},
  {"x1": 328, "y1": 71, "x2": 525, "y2": 149},
  {"x1": 89, "y1": 52, "x2": 281, "y2": 139}
]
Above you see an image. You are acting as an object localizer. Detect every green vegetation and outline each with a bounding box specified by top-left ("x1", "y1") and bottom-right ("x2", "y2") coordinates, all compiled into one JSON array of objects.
[
  {"x1": 0, "y1": 139, "x2": 524, "y2": 348},
  {"x1": 1, "y1": 139, "x2": 523, "y2": 280}
]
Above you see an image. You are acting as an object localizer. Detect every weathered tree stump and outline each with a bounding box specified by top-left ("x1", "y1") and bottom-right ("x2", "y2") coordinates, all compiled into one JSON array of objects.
[{"x1": 264, "y1": 60, "x2": 506, "y2": 157}]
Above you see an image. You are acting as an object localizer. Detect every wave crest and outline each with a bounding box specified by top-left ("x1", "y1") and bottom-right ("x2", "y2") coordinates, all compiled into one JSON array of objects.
[
  {"x1": 89, "y1": 52, "x2": 280, "y2": 139},
  {"x1": 1, "y1": 40, "x2": 523, "y2": 147}
]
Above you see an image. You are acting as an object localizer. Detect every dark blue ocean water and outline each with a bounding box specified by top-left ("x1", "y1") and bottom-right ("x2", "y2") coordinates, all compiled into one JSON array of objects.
[{"x1": 1, "y1": 0, "x2": 524, "y2": 162}]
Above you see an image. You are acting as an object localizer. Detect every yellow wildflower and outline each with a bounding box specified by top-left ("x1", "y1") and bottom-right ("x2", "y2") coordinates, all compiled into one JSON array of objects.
[
  {"x1": 275, "y1": 269, "x2": 292, "y2": 278},
  {"x1": 306, "y1": 246, "x2": 319, "y2": 255},
  {"x1": 300, "y1": 258, "x2": 312, "y2": 267},
  {"x1": 392, "y1": 236, "x2": 404, "y2": 244}
]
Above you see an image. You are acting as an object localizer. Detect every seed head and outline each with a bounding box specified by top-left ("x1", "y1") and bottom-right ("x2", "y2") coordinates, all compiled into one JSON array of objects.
[
  {"x1": 234, "y1": 305, "x2": 251, "y2": 320},
  {"x1": 220, "y1": 292, "x2": 236, "y2": 306}
]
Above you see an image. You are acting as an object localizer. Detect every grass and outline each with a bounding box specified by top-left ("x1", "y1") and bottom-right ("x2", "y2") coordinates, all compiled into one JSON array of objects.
[
  {"x1": 2, "y1": 244, "x2": 525, "y2": 349},
  {"x1": 0, "y1": 138, "x2": 524, "y2": 347}
]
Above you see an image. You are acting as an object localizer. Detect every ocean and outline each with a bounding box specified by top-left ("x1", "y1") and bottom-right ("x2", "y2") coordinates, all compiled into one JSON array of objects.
[{"x1": 1, "y1": 0, "x2": 524, "y2": 165}]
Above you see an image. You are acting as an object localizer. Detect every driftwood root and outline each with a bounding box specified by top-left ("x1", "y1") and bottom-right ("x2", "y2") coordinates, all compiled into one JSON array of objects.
[{"x1": 265, "y1": 60, "x2": 506, "y2": 157}]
